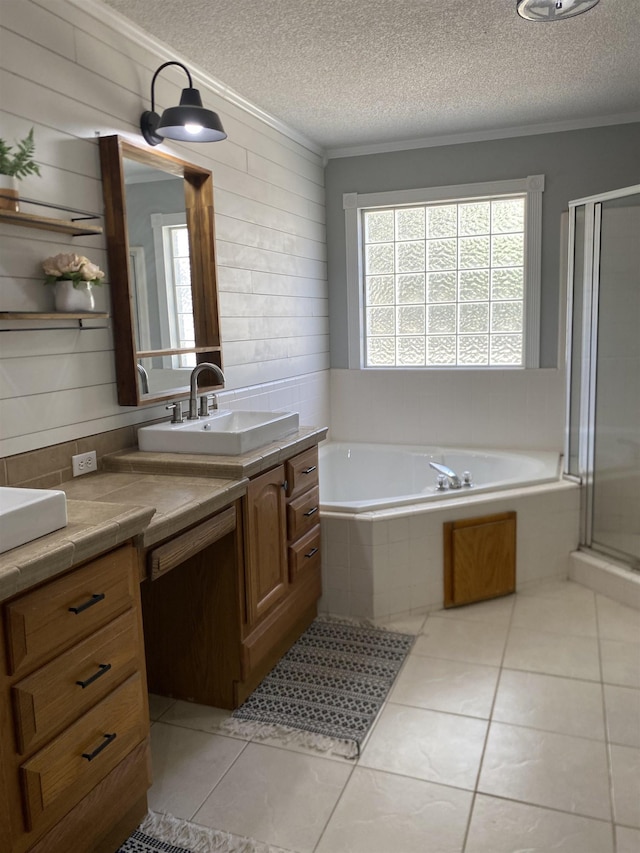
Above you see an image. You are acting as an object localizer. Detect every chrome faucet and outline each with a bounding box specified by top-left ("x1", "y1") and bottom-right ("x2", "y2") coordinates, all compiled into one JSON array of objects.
[
  {"x1": 188, "y1": 362, "x2": 225, "y2": 419},
  {"x1": 136, "y1": 362, "x2": 149, "y2": 395},
  {"x1": 429, "y1": 461, "x2": 462, "y2": 489}
]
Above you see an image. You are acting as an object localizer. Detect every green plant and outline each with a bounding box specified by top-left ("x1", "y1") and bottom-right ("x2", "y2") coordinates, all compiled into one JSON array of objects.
[{"x1": 0, "y1": 128, "x2": 41, "y2": 178}]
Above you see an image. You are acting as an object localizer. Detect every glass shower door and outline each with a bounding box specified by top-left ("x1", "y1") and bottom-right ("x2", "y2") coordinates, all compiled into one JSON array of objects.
[{"x1": 590, "y1": 192, "x2": 640, "y2": 567}]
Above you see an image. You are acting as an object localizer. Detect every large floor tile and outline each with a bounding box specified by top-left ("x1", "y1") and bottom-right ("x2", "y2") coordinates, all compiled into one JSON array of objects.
[
  {"x1": 359, "y1": 702, "x2": 487, "y2": 790},
  {"x1": 604, "y1": 684, "x2": 640, "y2": 747},
  {"x1": 148, "y1": 693, "x2": 175, "y2": 721},
  {"x1": 503, "y1": 626, "x2": 601, "y2": 681},
  {"x1": 414, "y1": 615, "x2": 508, "y2": 666},
  {"x1": 156, "y1": 699, "x2": 245, "y2": 737},
  {"x1": 466, "y1": 794, "x2": 614, "y2": 853},
  {"x1": 492, "y1": 669, "x2": 605, "y2": 740},
  {"x1": 193, "y1": 743, "x2": 352, "y2": 853},
  {"x1": 520, "y1": 578, "x2": 596, "y2": 605},
  {"x1": 478, "y1": 722, "x2": 611, "y2": 820},
  {"x1": 148, "y1": 722, "x2": 245, "y2": 820},
  {"x1": 597, "y1": 595, "x2": 640, "y2": 643},
  {"x1": 511, "y1": 594, "x2": 598, "y2": 637},
  {"x1": 315, "y1": 767, "x2": 472, "y2": 853},
  {"x1": 617, "y1": 825, "x2": 640, "y2": 853},
  {"x1": 610, "y1": 744, "x2": 640, "y2": 828},
  {"x1": 600, "y1": 639, "x2": 640, "y2": 688},
  {"x1": 389, "y1": 654, "x2": 499, "y2": 718},
  {"x1": 434, "y1": 594, "x2": 515, "y2": 626},
  {"x1": 372, "y1": 611, "x2": 427, "y2": 634}
]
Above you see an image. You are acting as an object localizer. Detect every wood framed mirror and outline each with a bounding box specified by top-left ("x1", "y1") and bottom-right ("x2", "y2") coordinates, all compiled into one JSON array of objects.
[{"x1": 99, "y1": 135, "x2": 223, "y2": 406}]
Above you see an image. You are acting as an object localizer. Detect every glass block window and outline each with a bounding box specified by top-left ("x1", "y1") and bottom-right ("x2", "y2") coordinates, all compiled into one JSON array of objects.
[{"x1": 362, "y1": 197, "x2": 526, "y2": 367}]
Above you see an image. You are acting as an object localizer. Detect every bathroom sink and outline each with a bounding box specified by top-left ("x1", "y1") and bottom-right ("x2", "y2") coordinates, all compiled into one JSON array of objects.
[
  {"x1": 0, "y1": 487, "x2": 68, "y2": 555},
  {"x1": 137, "y1": 410, "x2": 300, "y2": 456}
]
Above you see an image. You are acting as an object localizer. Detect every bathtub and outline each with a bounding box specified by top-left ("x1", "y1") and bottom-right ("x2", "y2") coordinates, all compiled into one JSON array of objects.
[
  {"x1": 318, "y1": 442, "x2": 579, "y2": 621},
  {"x1": 319, "y1": 442, "x2": 561, "y2": 513}
]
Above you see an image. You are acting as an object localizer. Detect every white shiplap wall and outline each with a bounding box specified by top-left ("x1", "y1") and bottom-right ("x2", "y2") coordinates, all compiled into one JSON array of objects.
[{"x1": 0, "y1": 0, "x2": 329, "y2": 457}]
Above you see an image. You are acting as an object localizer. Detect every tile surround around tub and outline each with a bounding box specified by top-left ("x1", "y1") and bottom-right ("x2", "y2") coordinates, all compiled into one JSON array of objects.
[
  {"x1": 320, "y1": 480, "x2": 580, "y2": 620},
  {"x1": 329, "y1": 367, "x2": 566, "y2": 450}
]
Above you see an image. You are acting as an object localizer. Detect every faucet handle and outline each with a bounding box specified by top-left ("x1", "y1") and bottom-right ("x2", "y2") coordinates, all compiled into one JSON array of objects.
[
  {"x1": 166, "y1": 401, "x2": 184, "y2": 424},
  {"x1": 198, "y1": 394, "x2": 210, "y2": 417}
]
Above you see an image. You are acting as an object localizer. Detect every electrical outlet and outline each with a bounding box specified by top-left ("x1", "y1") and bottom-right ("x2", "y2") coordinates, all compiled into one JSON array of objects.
[{"x1": 72, "y1": 451, "x2": 97, "y2": 477}]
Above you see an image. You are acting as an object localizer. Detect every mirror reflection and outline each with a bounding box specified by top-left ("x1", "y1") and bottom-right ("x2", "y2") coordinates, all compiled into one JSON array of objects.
[
  {"x1": 99, "y1": 135, "x2": 223, "y2": 407},
  {"x1": 123, "y1": 160, "x2": 196, "y2": 362}
]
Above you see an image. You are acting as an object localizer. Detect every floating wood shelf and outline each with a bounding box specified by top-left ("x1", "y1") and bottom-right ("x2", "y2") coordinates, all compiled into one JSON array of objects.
[
  {"x1": 0, "y1": 312, "x2": 108, "y2": 320},
  {"x1": 0, "y1": 209, "x2": 103, "y2": 236},
  {"x1": 0, "y1": 311, "x2": 110, "y2": 330}
]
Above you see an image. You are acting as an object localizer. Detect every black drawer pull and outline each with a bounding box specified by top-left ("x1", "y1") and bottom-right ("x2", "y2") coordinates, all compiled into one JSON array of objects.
[
  {"x1": 302, "y1": 466, "x2": 317, "y2": 474},
  {"x1": 303, "y1": 506, "x2": 318, "y2": 517},
  {"x1": 76, "y1": 663, "x2": 112, "y2": 689},
  {"x1": 304, "y1": 547, "x2": 319, "y2": 559},
  {"x1": 68, "y1": 593, "x2": 105, "y2": 615},
  {"x1": 282, "y1": 480, "x2": 288, "y2": 491},
  {"x1": 82, "y1": 732, "x2": 116, "y2": 762}
]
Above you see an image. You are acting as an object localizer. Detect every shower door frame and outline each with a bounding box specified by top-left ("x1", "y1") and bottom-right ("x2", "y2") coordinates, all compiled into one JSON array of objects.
[{"x1": 565, "y1": 183, "x2": 640, "y2": 566}]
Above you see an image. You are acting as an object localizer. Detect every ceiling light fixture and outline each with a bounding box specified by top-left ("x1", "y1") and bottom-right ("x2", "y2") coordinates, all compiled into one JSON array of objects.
[
  {"x1": 140, "y1": 61, "x2": 227, "y2": 146},
  {"x1": 517, "y1": 0, "x2": 600, "y2": 21}
]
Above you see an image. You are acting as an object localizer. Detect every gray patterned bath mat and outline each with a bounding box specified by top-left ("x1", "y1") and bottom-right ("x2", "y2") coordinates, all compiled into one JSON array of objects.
[{"x1": 229, "y1": 618, "x2": 414, "y2": 758}]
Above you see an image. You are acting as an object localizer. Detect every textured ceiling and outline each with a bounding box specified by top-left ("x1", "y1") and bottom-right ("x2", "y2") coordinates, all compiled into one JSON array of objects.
[{"x1": 102, "y1": 0, "x2": 640, "y2": 153}]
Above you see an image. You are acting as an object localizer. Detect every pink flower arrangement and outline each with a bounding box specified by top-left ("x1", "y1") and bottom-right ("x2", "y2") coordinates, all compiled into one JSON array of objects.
[{"x1": 42, "y1": 252, "x2": 105, "y2": 287}]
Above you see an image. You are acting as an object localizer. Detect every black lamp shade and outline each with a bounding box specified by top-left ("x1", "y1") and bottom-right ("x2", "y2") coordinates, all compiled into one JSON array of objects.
[
  {"x1": 156, "y1": 88, "x2": 227, "y2": 142},
  {"x1": 140, "y1": 61, "x2": 227, "y2": 145}
]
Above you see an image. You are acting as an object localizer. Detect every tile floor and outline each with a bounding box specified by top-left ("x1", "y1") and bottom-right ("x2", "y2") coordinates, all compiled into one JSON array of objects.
[{"x1": 146, "y1": 579, "x2": 640, "y2": 853}]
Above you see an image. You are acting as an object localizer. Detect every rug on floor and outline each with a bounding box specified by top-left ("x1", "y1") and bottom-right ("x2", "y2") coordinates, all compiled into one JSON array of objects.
[
  {"x1": 118, "y1": 810, "x2": 293, "y2": 853},
  {"x1": 224, "y1": 617, "x2": 414, "y2": 758}
]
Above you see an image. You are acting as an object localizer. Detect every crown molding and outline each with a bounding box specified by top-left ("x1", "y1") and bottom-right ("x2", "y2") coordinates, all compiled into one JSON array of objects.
[
  {"x1": 61, "y1": 0, "x2": 325, "y2": 158},
  {"x1": 327, "y1": 112, "x2": 640, "y2": 159}
]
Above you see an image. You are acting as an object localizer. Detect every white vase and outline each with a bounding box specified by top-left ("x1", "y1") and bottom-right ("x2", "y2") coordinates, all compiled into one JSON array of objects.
[
  {"x1": 54, "y1": 280, "x2": 95, "y2": 313},
  {"x1": 0, "y1": 174, "x2": 19, "y2": 212}
]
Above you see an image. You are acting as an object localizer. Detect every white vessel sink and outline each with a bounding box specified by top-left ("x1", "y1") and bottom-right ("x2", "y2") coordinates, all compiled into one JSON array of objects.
[
  {"x1": 138, "y1": 410, "x2": 300, "y2": 456},
  {"x1": 0, "y1": 487, "x2": 68, "y2": 555}
]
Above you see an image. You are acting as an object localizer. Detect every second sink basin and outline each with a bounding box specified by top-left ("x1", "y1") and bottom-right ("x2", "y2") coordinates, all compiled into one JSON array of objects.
[
  {"x1": 138, "y1": 410, "x2": 300, "y2": 456},
  {"x1": 0, "y1": 487, "x2": 68, "y2": 555}
]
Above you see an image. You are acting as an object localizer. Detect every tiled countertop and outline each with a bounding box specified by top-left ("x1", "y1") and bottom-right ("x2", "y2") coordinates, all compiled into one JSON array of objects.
[
  {"x1": 60, "y1": 471, "x2": 248, "y2": 549},
  {"x1": 0, "y1": 426, "x2": 327, "y2": 603},
  {"x1": 0, "y1": 499, "x2": 155, "y2": 603}
]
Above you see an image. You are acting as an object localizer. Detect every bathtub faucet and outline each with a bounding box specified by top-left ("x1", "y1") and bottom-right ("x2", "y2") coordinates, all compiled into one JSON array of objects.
[
  {"x1": 188, "y1": 362, "x2": 225, "y2": 419},
  {"x1": 429, "y1": 461, "x2": 462, "y2": 489}
]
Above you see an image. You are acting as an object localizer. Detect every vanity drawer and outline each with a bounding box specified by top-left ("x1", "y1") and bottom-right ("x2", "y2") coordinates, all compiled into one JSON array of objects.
[
  {"x1": 288, "y1": 525, "x2": 321, "y2": 583},
  {"x1": 285, "y1": 447, "x2": 319, "y2": 500},
  {"x1": 20, "y1": 672, "x2": 147, "y2": 832},
  {"x1": 5, "y1": 545, "x2": 136, "y2": 677},
  {"x1": 287, "y1": 486, "x2": 320, "y2": 542},
  {"x1": 12, "y1": 609, "x2": 140, "y2": 755}
]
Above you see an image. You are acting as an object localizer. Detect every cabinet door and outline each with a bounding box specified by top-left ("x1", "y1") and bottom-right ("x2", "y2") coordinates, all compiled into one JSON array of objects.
[{"x1": 244, "y1": 466, "x2": 288, "y2": 625}]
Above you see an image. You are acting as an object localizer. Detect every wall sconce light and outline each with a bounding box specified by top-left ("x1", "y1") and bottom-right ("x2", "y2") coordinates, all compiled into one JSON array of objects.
[
  {"x1": 517, "y1": 0, "x2": 599, "y2": 21},
  {"x1": 140, "y1": 60, "x2": 227, "y2": 146}
]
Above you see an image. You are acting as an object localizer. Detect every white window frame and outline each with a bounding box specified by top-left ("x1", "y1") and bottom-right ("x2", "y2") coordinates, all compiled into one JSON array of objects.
[
  {"x1": 151, "y1": 212, "x2": 196, "y2": 368},
  {"x1": 344, "y1": 175, "x2": 544, "y2": 369}
]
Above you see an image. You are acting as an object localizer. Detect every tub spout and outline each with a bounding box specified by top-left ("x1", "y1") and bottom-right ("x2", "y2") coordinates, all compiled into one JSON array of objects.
[{"x1": 429, "y1": 461, "x2": 462, "y2": 489}]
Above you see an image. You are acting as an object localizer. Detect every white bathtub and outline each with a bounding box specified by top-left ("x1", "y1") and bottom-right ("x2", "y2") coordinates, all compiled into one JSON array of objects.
[
  {"x1": 318, "y1": 442, "x2": 579, "y2": 621},
  {"x1": 319, "y1": 442, "x2": 561, "y2": 513}
]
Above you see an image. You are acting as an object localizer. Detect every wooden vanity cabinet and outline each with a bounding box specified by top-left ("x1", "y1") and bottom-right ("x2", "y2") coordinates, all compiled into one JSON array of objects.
[
  {"x1": 237, "y1": 446, "x2": 321, "y2": 705},
  {"x1": 139, "y1": 444, "x2": 323, "y2": 712},
  {"x1": 0, "y1": 544, "x2": 150, "y2": 853},
  {"x1": 244, "y1": 466, "x2": 289, "y2": 624}
]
